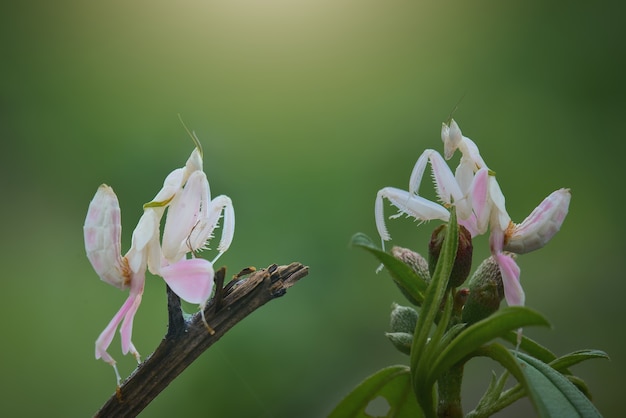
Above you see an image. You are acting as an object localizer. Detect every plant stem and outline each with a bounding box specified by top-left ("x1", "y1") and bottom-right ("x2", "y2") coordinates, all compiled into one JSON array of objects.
[{"x1": 437, "y1": 362, "x2": 465, "y2": 418}]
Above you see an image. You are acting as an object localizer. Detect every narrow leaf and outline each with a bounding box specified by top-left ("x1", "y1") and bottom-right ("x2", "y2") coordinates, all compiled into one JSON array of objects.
[
  {"x1": 410, "y1": 209, "x2": 459, "y2": 415},
  {"x1": 549, "y1": 350, "x2": 609, "y2": 372},
  {"x1": 328, "y1": 365, "x2": 423, "y2": 418},
  {"x1": 549, "y1": 350, "x2": 609, "y2": 401},
  {"x1": 427, "y1": 307, "x2": 550, "y2": 385},
  {"x1": 421, "y1": 293, "x2": 454, "y2": 370},
  {"x1": 502, "y1": 331, "x2": 557, "y2": 364},
  {"x1": 351, "y1": 233, "x2": 428, "y2": 305},
  {"x1": 469, "y1": 344, "x2": 532, "y2": 418},
  {"x1": 474, "y1": 343, "x2": 529, "y2": 391},
  {"x1": 516, "y1": 352, "x2": 603, "y2": 418}
]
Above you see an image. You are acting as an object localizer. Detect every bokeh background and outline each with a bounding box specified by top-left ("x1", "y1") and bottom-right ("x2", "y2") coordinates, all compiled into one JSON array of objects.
[{"x1": 1, "y1": 1, "x2": 623, "y2": 417}]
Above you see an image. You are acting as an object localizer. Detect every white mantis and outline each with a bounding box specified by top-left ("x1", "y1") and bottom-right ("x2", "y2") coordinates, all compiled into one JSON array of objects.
[
  {"x1": 84, "y1": 133, "x2": 234, "y2": 384},
  {"x1": 375, "y1": 119, "x2": 571, "y2": 308}
]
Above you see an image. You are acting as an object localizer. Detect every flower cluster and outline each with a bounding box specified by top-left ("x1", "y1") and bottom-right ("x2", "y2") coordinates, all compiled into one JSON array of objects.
[
  {"x1": 83, "y1": 141, "x2": 234, "y2": 383},
  {"x1": 375, "y1": 119, "x2": 570, "y2": 308}
]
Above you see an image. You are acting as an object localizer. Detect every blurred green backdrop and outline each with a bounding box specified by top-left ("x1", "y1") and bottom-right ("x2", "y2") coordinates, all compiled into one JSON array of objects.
[{"x1": 1, "y1": 1, "x2": 623, "y2": 417}]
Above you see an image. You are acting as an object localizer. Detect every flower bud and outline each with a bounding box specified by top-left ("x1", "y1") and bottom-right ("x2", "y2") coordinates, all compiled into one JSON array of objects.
[
  {"x1": 389, "y1": 303, "x2": 418, "y2": 334},
  {"x1": 385, "y1": 332, "x2": 413, "y2": 356},
  {"x1": 461, "y1": 256, "x2": 505, "y2": 325},
  {"x1": 386, "y1": 304, "x2": 419, "y2": 356},
  {"x1": 391, "y1": 246, "x2": 430, "y2": 305},
  {"x1": 391, "y1": 246, "x2": 431, "y2": 283},
  {"x1": 428, "y1": 224, "x2": 473, "y2": 288}
]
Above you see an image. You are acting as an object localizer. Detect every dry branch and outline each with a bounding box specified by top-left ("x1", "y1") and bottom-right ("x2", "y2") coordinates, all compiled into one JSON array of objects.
[{"x1": 95, "y1": 262, "x2": 309, "y2": 417}]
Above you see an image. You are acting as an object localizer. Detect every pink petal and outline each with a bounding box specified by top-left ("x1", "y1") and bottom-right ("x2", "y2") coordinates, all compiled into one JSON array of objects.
[
  {"x1": 160, "y1": 258, "x2": 214, "y2": 306},
  {"x1": 495, "y1": 253, "x2": 525, "y2": 306}
]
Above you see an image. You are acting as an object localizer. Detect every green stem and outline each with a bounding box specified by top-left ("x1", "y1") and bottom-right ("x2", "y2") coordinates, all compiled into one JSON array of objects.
[{"x1": 437, "y1": 362, "x2": 464, "y2": 418}]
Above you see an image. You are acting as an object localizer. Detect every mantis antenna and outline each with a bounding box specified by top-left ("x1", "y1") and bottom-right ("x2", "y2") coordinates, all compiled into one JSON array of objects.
[
  {"x1": 177, "y1": 113, "x2": 203, "y2": 158},
  {"x1": 445, "y1": 92, "x2": 467, "y2": 125}
]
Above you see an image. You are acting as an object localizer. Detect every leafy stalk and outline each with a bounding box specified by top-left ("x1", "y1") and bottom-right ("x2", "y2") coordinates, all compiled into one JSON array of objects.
[{"x1": 410, "y1": 209, "x2": 459, "y2": 415}]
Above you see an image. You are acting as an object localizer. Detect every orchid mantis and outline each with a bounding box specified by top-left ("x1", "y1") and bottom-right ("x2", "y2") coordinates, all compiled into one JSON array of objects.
[
  {"x1": 375, "y1": 119, "x2": 570, "y2": 309},
  {"x1": 84, "y1": 134, "x2": 234, "y2": 384}
]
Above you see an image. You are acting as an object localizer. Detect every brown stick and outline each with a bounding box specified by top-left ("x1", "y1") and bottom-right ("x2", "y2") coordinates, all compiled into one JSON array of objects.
[{"x1": 94, "y1": 262, "x2": 309, "y2": 417}]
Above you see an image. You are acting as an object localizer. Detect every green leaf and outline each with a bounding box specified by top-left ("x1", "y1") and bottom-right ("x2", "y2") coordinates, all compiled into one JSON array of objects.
[
  {"x1": 420, "y1": 293, "x2": 454, "y2": 371},
  {"x1": 351, "y1": 233, "x2": 428, "y2": 305},
  {"x1": 549, "y1": 350, "x2": 609, "y2": 400},
  {"x1": 328, "y1": 365, "x2": 423, "y2": 418},
  {"x1": 427, "y1": 307, "x2": 550, "y2": 385},
  {"x1": 516, "y1": 352, "x2": 604, "y2": 418},
  {"x1": 410, "y1": 209, "x2": 459, "y2": 415},
  {"x1": 549, "y1": 350, "x2": 609, "y2": 372},
  {"x1": 469, "y1": 344, "x2": 532, "y2": 418},
  {"x1": 502, "y1": 331, "x2": 558, "y2": 364}
]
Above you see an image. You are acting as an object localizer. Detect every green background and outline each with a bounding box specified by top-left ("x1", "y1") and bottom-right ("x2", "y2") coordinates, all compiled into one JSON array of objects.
[{"x1": 1, "y1": 1, "x2": 623, "y2": 416}]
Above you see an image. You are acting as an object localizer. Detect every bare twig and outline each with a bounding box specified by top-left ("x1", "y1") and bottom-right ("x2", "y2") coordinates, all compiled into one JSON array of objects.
[{"x1": 94, "y1": 262, "x2": 309, "y2": 417}]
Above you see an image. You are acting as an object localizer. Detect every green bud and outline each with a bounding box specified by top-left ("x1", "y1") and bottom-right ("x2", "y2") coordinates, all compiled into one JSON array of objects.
[
  {"x1": 453, "y1": 288, "x2": 470, "y2": 317},
  {"x1": 389, "y1": 303, "x2": 418, "y2": 334},
  {"x1": 461, "y1": 256, "x2": 505, "y2": 325},
  {"x1": 428, "y1": 224, "x2": 473, "y2": 288},
  {"x1": 385, "y1": 332, "x2": 413, "y2": 356}
]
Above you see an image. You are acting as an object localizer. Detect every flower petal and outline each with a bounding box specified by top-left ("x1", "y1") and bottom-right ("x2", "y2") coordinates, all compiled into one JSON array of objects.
[{"x1": 161, "y1": 258, "x2": 214, "y2": 306}]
